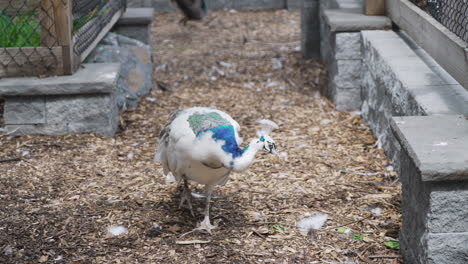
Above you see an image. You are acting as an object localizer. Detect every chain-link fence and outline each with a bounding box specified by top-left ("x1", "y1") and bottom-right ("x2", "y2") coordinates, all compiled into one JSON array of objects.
[
  {"x1": 0, "y1": 0, "x2": 62, "y2": 77},
  {"x1": 0, "y1": 0, "x2": 125, "y2": 78},
  {"x1": 410, "y1": 0, "x2": 468, "y2": 43}
]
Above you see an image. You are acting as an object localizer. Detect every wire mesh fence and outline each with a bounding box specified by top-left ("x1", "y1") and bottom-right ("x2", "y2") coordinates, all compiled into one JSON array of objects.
[
  {"x1": 72, "y1": 0, "x2": 125, "y2": 57},
  {"x1": 410, "y1": 0, "x2": 468, "y2": 43},
  {"x1": 0, "y1": 0, "x2": 125, "y2": 77},
  {"x1": 0, "y1": 0, "x2": 63, "y2": 77}
]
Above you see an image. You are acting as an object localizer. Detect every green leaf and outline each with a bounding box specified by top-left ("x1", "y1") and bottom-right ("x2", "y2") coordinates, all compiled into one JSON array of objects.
[
  {"x1": 352, "y1": 234, "x2": 368, "y2": 241},
  {"x1": 272, "y1": 224, "x2": 287, "y2": 232},
  {"x1": 384, "y1": 241, "x2": 400, "y2": 249},
  {"x1": 336, "y1": 227, "x2": 350, "y2": 233}
]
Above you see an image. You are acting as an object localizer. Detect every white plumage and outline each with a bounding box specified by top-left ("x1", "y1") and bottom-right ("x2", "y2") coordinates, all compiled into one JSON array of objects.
[{"x1": 155, "y1": 107, "x2": 278, "y2": 233}]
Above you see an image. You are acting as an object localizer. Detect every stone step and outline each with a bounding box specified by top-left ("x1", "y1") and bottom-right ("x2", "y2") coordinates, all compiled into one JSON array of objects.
[
  {"x1": 113, "y1": 8, "x2": 155, "y2": 45},
  {"x1": 0, "y1": 63, "x2": 119, "y2": 96},
  {"x1": 391, "y1": 115, "x2": 468, "y2": 182}
]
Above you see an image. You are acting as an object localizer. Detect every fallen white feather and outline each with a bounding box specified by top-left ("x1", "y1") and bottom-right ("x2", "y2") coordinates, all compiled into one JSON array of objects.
[
  {"x1": 176, "y1": 240, "x2": 211, "y2": 245},
  {"x1": 107, "y1": 225, "x2": 128, "y2": 236},
  {"x1": 218, "y1": 61, "x2": 234, "y2": 68},
  {"x1": 371, "y1": 207, "x2": 382, "y2": 217},
  {"x1": 271, "y1": 58, "x2": 283, "y2": 70},
  {"x1": 297, "y1": 212, "x2": 328, "y2": 232},
  {"x1": 279, "y1": 152, "x2": 288, "y2": 160}
]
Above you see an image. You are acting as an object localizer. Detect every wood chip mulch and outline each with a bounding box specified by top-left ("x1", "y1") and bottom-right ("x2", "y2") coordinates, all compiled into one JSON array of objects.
[{"x1": 0, "y1": 10, "x2": 401, "y2": 264}]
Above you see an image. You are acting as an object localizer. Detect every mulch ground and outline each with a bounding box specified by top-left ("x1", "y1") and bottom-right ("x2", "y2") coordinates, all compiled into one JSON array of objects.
[{"x1": 0, "y1": 10, "x2": 402, "y2": 264}]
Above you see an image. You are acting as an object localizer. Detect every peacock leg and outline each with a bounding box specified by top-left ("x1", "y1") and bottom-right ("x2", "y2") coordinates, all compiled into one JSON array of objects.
[
  {"x1": 197, "y1": 185, "x2": 216, "y2": 234},
  {"x1": 179, "y1": 179, "x2": 194, "y2": 217}
]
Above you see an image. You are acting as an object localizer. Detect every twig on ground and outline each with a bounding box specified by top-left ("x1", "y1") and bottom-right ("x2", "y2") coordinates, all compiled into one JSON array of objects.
[{"x1": 175, "y1": 240, "x2": 211, "y2": 245}]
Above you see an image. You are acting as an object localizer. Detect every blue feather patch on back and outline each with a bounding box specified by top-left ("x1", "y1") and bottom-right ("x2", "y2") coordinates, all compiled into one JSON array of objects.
[{"x1": 198, "y1": 125, "x2": 246, "y2": 158}]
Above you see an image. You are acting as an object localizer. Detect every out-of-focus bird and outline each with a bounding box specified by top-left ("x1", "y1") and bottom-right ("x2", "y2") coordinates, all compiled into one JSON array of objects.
[
  {"x1": 155, "y1": 107, "x2": 278, "y2": 233},
  {"x1": 171, "y1": 0, "x2": 207, "y2": 25}
]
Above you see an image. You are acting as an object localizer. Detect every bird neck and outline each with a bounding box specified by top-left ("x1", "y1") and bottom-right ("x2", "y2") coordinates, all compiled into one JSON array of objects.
[
  {"x1": 201, "y1": 0, "x2": 207, "y2": 14},
  {"x1": 230, "y1": 139, "x2": 262, "y2": 172}
]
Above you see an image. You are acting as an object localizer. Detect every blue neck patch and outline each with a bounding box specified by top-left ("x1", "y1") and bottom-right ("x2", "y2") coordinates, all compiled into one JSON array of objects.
[{"x1": 198, "y1": 125, "x2": 247, "y2": 158}]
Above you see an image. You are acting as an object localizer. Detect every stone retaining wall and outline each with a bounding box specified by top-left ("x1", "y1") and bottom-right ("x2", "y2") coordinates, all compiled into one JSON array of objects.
[
  {"x1": 361, "y1": 30, "x2": 468, "y2": 170},
  {"x1": 1, "y1": 64, "x2": 121, "y2": 136}
]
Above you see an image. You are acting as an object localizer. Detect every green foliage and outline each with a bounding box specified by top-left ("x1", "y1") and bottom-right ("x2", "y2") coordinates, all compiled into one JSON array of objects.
[
  {"x1": 272, "y1": 224, "x2": 287, "y2": 233},
  {"x1": 384, "y1": 241, "x2": 400, "y2": 250},
  {"x1": 0, "y1": 9, "x2": 40, "y2": 47},
  {"x1": 352, "y1": 234, "x2": 368, "y2": 241}
]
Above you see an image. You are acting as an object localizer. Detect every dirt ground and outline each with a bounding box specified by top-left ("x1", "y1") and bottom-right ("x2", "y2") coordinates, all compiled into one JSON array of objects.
[{"x1": 0, "y1": 10, "x2": 402, "y2": 264}]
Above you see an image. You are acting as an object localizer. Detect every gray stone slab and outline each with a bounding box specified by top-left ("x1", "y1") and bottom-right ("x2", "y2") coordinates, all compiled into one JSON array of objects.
[
  {"x1": 337, "y1": 0, "x2": 362, "y2": 9},
  {"x1": 0, "y1": 63, "x2": 120, "y2": 96},
  {"x1": 117, "y1": 8, "x2": 154, "y2": 25},
  {"x1": 427, "y1": 232, "x2": 468, "y2": 264},
  {"x1": 4, "y1": 96, "x2": 46, "y2": 125},
  {"x1": 411, "y1": 84, "x2": 468, "y2": 116},
  {"x1": 323, "y1": 8, "x2": 391, "y2": 32},
  {"x1": 391, "y1": 115, "x2": 468, "y2": 181}
]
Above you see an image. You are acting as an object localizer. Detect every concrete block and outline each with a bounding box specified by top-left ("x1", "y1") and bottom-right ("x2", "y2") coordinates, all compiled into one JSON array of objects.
[
  {"x1": 2, "y1": 63, "x2": 121, "y2": 136},
  {"x1": 286, "y1": 0, "x2": 302, "y2": 9},
  {"x1": 333, "y1": 87, "x2": 362, "y2": 111},
  {"x1": 151, "y1": 0, "x2": 175, "y2": 10},
  {"x1": 429, "y1": 190, "x2": 468, "y2": 233},
  {"x1": 46, "y1": 94, "x2": 116, "y2": 125},
  {"x1": 333, "y1": 59, "x2": 362, "y2": 88},
  {"x1": 323, "y1": 8, "x2": 391, "y2": 32},
  {"x1": 114, "y1": 8, "x2": 154, "y2": 44},
  {"x1": 336, "y1": 0, "x2": 363, "y2": 9},
  {"x1": 427, "y1": 233, "x2": 468, "y2": 264},
  {"x1": 4, "y1": 97, "x2": 46, "y2": 125},
  {"x1": 335, "y1": 32, "x2": 361, "y2": 59},
  {"x1": 117, "y1": 8, "x2": 154, "y2": 24},
  {"x1": 232, "y1": 0, "x2": 285, "y2": 9},
  {"x1": 6, "y1": 93, "x2": 119, "y2": 136},
  {"x1": 391, "y1": 115, "x2": 468, "y2": 182}
]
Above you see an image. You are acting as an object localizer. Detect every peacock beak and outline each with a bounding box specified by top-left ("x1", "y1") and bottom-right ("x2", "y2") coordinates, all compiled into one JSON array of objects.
[{"x1": 270, "y1": 147, "x2": 279, "y2": 156}]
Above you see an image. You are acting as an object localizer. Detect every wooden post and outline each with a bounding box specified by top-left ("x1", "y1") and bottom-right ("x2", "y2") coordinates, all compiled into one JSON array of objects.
[
  {"x1": 364, "y1": 0, "x2": 386, "y2": 16},
  {"x1": 40, "y1": 0, "x2": 57, "y2": 46},
  {"x1": 52, "y1": 0, "x2": 74, "y2": 74}
]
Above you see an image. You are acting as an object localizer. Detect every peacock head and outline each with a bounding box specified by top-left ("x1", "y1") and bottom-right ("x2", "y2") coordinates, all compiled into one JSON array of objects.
[
  {"x1": 256, "y1": 135, "x2": 278, "y2": 155},
  {"x1": 254, "y1": 119, "x2": 279, "y2": 155}
]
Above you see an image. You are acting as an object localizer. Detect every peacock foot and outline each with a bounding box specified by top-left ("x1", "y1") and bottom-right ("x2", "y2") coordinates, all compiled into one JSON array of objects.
[{"x1": 196, "y1": 215, "x2": 216, "y2": 234}]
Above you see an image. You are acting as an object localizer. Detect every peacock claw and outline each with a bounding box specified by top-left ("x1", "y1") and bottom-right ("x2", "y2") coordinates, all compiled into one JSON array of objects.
[{"x1": 196, "y1": 216, "x2": 216, "y2": 234}]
